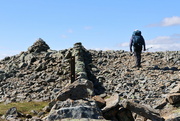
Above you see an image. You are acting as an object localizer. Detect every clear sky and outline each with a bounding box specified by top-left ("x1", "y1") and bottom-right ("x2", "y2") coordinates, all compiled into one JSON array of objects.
[{"x1": 0, "y1": 0, "x2": 180, "y2": 59}]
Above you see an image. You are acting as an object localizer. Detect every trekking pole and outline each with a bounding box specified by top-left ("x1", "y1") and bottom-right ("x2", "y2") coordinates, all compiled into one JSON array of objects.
[{"x1": 145, "y1": 47, "x2": 152, "y2": 52}]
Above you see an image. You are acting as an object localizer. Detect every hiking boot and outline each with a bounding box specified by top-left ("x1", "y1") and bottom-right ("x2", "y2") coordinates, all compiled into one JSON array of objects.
[
  {"x1": 133, "y1": 65, "x2": 142, "y2": 68},
  {"x1": 132, "y1": 65, "x2": 138, "y2": 68}
]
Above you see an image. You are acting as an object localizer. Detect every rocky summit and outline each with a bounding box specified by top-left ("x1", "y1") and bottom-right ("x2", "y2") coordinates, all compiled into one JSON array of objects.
[{"x1": 0, "y1": 39, "x2": 180, "y2": 121}]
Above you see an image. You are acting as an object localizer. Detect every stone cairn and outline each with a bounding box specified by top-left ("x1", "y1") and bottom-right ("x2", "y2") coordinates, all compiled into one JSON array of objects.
[{"x1": 0, "y1": 39, "x2": 180, "y2": 121}]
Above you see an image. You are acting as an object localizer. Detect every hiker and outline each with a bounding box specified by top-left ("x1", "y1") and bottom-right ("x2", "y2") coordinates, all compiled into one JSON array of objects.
[{"x1": 130, "y1": 30, "x2": 146, "y2": 68}]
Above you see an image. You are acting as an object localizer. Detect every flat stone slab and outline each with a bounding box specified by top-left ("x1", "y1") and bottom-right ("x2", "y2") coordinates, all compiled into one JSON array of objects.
[{"x1": 102, "y1": 93, "x2": 120, "y2": 112}]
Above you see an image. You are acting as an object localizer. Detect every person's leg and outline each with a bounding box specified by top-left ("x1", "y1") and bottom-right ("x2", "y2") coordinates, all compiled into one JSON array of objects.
[
  {"x1": 134, "y1": 46, "x2": 142, "y2": 67},
  {"x1": 133, "y1": 51, "x2": 138, "y2": 67},
  {"x1": 136, "y1": 51, "x2": 141, "y2": 67}
]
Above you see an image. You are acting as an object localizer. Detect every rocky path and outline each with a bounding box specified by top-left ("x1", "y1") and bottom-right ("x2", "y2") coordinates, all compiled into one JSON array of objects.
[{"x1": 89, "y1": 50, "x2": 180, "y2": 107}]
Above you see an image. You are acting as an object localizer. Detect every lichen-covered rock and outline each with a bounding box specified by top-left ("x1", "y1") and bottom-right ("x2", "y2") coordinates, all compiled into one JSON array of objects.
[
  {"x1": 46, "y1": 99, "x2": 103, "y2": 121},
  {"x1": 5, "y1": 107, "x2": 23, "y2": 119},
  {"x1": 56, "y1": 79, "x2": 94, "y2": 101}
]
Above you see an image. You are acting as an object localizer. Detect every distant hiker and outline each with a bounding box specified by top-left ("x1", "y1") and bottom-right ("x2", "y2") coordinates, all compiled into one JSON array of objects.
[{"x1": 130, "y1": 30, "x2": 146, "y2": 68}]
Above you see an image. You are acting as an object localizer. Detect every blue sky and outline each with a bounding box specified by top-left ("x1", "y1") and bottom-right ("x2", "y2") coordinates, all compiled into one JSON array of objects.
[{"x1": 0, "y1": 0, "x2": 180, "y2": 59}]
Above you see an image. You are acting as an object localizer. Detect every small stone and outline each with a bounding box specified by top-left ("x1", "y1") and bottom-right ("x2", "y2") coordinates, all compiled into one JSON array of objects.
[{"x1": 166, "y1": 93, "x2": 180, "y2": 104}]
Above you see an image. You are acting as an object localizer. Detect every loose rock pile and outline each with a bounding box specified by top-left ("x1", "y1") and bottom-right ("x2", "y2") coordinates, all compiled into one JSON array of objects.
[
  {"x1": 0, "y1": 39, "x2": 179, "y2": 121},
  {"x1": 89, "y1": 50, "x2": 180, "y2": 106},
  {"x1": 0, "y1": 39, "x2": 71, "y2": 103}
]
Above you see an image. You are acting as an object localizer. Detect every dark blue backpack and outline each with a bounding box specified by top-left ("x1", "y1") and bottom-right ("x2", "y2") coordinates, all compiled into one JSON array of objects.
[{"x1": 132, "y1": 35, "x2": 144, "y2": 47}]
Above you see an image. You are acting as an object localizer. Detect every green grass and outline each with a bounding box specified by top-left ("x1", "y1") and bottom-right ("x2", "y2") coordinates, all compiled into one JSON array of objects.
[
  {"x1": 0, "y1": 101, "x2": 49, "y2": 116},
  {"x1": 172, "y1": 108, "x2": 180, "y2": 113}
]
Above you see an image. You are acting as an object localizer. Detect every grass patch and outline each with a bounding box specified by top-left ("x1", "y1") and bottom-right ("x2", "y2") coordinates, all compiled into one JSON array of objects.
[
  {"x1": 0, "y1": 101, "x2": 49, "y2": 116},
  {"x1": 172, "y1": 108, "x2": 180, "y2": 113}
]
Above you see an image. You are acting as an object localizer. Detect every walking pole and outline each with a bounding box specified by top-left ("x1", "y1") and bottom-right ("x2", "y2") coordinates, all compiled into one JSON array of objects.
[{"x1": 146, "y1": 47, "x2": 152, "y2": 52}]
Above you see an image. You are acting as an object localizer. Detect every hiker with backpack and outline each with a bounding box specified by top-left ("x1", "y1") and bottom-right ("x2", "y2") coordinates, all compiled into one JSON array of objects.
[{"x1": 130, "y1": 30, "x2": 146, "y2": 68}]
